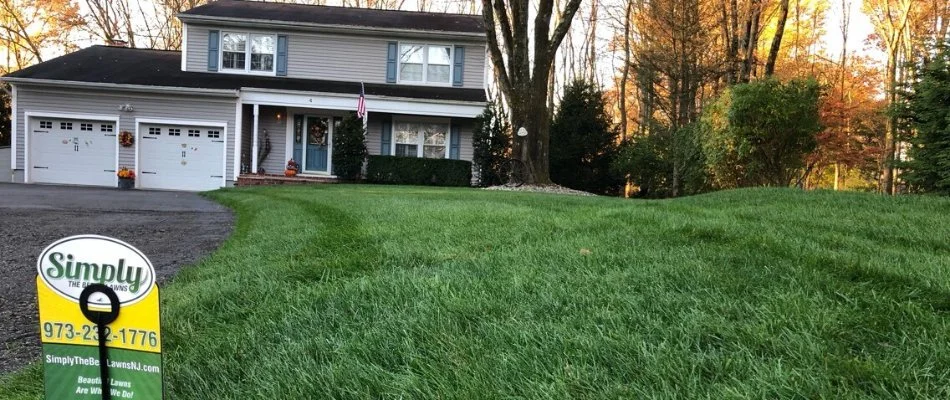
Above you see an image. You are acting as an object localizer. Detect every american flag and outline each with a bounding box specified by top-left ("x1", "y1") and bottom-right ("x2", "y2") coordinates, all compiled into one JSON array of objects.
[{"x1": 357, "y1": 82, "x2": 366, "y2": 119}]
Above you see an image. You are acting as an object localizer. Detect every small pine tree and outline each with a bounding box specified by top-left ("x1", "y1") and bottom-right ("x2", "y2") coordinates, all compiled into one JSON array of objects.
[
  {"x1": 472, "y1": 101, "x2": 511, "y2": 186},
  {"x1": 332, "y1": 113, "x2": 368, "y2": 180},
  {"x1": 550, "y1": 79, "x2": 622, "y2": 194},
  {"x1": 901, "y1": 45, "x2": 950, "y2": 195}
]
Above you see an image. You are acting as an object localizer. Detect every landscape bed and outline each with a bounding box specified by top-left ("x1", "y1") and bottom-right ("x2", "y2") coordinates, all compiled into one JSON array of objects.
[{"x1": 2, "y1": 185, "x2": 950, "y2": 399}]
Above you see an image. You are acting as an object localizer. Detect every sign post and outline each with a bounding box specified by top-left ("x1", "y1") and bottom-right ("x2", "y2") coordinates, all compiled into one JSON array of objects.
[{"x1": 36, "y1": 235, "x2": 163, "y2": 400}]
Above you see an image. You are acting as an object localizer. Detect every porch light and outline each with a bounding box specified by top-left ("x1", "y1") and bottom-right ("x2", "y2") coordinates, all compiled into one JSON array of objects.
[{"x1": 276, "y1": 112, "x2": 283, "y2": 121}]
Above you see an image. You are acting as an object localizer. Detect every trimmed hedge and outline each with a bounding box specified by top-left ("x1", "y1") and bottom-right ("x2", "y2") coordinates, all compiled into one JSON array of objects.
[{"x1": 366, "y1": 155, "x2": 472, "y2": 187}]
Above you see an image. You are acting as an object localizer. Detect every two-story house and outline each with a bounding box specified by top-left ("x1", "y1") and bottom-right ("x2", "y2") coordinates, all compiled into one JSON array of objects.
[{"x1": 2, "y1": 0, "x2": 487, "y2": 191}]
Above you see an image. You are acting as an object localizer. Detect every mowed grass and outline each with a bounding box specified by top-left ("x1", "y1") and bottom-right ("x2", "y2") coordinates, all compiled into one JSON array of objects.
[{"x1": 3, "y1": 185, "x2": 950, "y2": 399}]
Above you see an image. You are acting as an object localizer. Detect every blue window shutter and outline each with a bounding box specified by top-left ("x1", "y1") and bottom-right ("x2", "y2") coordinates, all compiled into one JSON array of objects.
[
  {"x1": 386, "y1": 42, "x2": 398, "y2": 83},
  {"x1": 276, "y1": 35, "x2": 288, "y2": 76},
  {"x1": 381, "y1": 119, "x2": 392, "y2": 155},
  {"x1": 207, "y1": 30, "x2": 219, "y2": 72},
  {"x1": 449, "y1": 122, "x2": 461, "y2": 159},
  {"x1": 453, "y1": 46, "x2": 465, "y2": 87}
]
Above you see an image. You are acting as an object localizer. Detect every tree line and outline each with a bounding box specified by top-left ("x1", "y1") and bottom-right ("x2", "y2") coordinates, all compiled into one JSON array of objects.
[{"x1": 479, "y1": 0, "x2": 949, "y2": 196}]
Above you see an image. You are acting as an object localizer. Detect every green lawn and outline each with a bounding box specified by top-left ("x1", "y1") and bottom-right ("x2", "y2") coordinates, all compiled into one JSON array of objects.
[{"x1": 4, "y1": 185, "x2": 950, "y2": 399}]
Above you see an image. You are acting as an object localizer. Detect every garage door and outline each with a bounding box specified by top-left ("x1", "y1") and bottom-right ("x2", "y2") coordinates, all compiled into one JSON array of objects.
[
  {"x1": 29, "y1": 117, "x2": 116, "y2": 186},
  {"x1": 138, "y1": 122, "x2": 225, "y2": 191}
]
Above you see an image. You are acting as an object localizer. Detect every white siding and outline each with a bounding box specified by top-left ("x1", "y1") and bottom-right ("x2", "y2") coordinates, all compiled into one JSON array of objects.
[
  {"x1": 184, "y1": 23, "x2": 486, "y2": 90},
  {"x1": 13, "y1": 85, "x2": 239, "y2": 183}
]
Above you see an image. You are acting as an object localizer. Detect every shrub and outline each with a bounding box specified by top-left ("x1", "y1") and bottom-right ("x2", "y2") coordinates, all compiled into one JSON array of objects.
[
  {"x1": 612, "y1": 124, "x2": 706, "y2": 198},
  {"x1": 472, "y1": 101, "x2": 511, "y2": 186},
  {"x1": 700, "y1": 78, "x2": 821, "y2": 187},
  {"x1": 332, "y1": 113, "x2": 368, "y2": 180},
  {"x1": 366, "y1": 156, "x2": 472, "y2": 187},
  {"x1": 550, "y1": 79, "x2": 622, "y2": 194}
]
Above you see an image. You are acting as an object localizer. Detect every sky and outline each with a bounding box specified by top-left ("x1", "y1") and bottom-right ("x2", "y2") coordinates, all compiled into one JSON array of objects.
[{"x1": 823, "y1": 0, "x2": 884, "y2": 63}]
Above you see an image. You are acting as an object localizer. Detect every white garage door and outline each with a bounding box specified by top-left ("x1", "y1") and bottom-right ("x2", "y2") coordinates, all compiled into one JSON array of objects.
[
  {"x1": 138, "y1": 122, "x2": 225, "y2": 191},
  {"x1": 29, "y1": 117, "x2": 116, "y2": 187}
]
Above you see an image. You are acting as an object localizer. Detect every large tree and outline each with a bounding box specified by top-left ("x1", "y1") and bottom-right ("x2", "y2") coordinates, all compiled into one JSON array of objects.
[{"x1": 482, "y1": 0, "x2": 584, "y2": 184}]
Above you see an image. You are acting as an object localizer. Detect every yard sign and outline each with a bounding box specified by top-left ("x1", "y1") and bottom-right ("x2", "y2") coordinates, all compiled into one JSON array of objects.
[{"x1": 36, "y1": 235, "x2": 163, "y2": 399}]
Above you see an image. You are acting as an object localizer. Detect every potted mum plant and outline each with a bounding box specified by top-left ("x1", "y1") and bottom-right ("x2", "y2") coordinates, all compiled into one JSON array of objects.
[
  {"x1": 285, "y1": 159, "x2": 299, "y2": 177},
  {"x1": 117, "y1": 167, "x2": 135, "y2": 189}
]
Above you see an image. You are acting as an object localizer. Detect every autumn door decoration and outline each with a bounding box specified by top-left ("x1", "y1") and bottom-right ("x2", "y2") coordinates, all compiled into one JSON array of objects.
[{"x1": 119, "y1": 131, "x2": 134, "y2": 147}]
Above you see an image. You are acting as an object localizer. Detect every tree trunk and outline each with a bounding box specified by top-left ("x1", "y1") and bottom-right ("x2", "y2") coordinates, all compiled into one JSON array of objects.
[
  {"x1": 764, "y1": 0, "x2": 790, "y2": 76},
  {"x1": 619, "y1": 0, "x2": 632, "y2": 141},
  {"x1": 882, "y1": 51, "x2": 897, "y2": 194},
  {"x1": 739, "y1": 0, "x2": 761, "y2": 83}
]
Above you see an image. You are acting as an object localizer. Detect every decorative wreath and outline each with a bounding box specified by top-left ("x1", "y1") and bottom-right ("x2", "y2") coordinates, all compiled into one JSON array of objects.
[{"x1": 119, "y1": 131, "x2": 134, "y2": 147}]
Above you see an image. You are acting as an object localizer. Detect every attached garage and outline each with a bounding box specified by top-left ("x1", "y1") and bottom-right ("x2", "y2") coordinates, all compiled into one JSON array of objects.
[
  {"x1": 27, "y1": 114, "x2": 118, "y2": 187},
  {"x1": 137, "y1": 120, "x2": 226, "y2": 191}
]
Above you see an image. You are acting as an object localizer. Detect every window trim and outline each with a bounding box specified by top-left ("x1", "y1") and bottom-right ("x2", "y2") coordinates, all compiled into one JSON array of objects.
[
  {"x1": 219, "y1": 31, "x2": 278, "y2": 76},
  {"x1": 390, "y1": 118, "x2": 451, "y2": 159},
  {"x1": 396, "y1": 42, "x2": 454, "y2": 87}
]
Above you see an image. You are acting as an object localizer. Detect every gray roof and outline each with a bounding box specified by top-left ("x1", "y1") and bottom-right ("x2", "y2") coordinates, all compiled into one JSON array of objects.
[{"x1": 180, "y1": 0, "x2": 485, "y2": 34}]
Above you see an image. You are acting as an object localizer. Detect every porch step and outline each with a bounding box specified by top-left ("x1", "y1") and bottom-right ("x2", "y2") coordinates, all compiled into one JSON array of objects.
[{"x1": 236, "y1": 174, "x2": 338, "y2": 186}]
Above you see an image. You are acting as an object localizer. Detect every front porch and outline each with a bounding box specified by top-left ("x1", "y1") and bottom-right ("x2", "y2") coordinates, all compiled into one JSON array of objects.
[
  {"x1": 236, "y1": 173, "x2": 338, "y2": 186},
  {"x1": 233, "y1": 89, "x2": 483, "y2": 183}
]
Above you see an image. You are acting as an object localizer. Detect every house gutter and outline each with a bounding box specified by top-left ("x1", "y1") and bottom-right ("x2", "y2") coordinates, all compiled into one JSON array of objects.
[
  {"x1": 177, "y1": 14, "x2": 487, "y2": 41},
  {"x1": 0, "y1": 77, "x2": 240, "y2": 98}
]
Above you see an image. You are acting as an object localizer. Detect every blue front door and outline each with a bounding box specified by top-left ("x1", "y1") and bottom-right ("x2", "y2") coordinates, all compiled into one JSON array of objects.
[{"x1": 304, "y1": 116, "x2": 329, "y2": 173}]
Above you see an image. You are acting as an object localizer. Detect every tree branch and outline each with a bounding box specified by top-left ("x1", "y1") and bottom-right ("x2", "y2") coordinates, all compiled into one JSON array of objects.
[
  {"x1": 481, "y1": 0, "x2": 514, "y2": 97},
  {"x1": 547, "y1": 0, "x2": 583, "y2": 56}
]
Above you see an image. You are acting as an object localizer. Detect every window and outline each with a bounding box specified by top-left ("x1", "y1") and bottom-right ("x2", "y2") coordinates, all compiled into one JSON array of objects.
[
  {"x1": 188, "y1": 129, "x2": 201, "y2": 137},
  {"x1": 101, "y1": 124, "x2": 113, "y2": 132},
  {"x1": 222, "y1": 33, "x2": 246, "y2": 70},
  {"x1": 207, "y1": 130, "x2": 221, "y2": 139},
  {"x1": 80, "y1": 123, "x2": 93, "y2": 131},
  {"x1": 148, "y1": 127, "x2": 161, "y2": 135},
  {"x1": 168, "y1": 128, "x2": 181, "y2": 136},
  {"x1": 222, "y1": 32, "x2": 275, "y2": 73},
  {"x1": 399, "y1": 44, "x2": 452, "y2": 84},
  {"x1": 394, "y1": 121, "x2": 449, "y2": 158},
  {"x1": 39, "y1": 121, "x2": 52, "y2": 129},
  {"x1": 60, "y1": 122, "x2": 73, "y2": 130}
]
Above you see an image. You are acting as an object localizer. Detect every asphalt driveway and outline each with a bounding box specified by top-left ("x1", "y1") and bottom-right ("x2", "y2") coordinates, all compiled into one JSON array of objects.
[{"x1": 0, "y1": 183, "x2": 233, "y2": 374}]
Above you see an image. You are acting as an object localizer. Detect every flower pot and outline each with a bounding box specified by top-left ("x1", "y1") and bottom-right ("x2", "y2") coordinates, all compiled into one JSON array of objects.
[
  {"x1": 285, "y1": 169, "x2": 298, "y2": 177},
  {"x1": 118, "y1": 178, "x2": 135, "y2": 190}
]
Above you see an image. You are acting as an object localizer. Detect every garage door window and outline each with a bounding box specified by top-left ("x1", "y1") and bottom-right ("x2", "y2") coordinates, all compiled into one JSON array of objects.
[
  {"x1": 39, "y1": 121, "x2": 52, "y2": 129},
  {"x1": 60, "y1": 122, "x2": 72, "y2": 130},
  {"x1": 188, "y1": 129, "x2": 200, "y2": 137},
  {"x1": 207, "y1": 130, "x2": 220, "y2": 139},
  {"x1": 148, "y1": 127, "x2": 161, "y2": 135},
  {"x1": 81, "y1": 123, "x2": 93, "y2": 131},
  {"x1": 169, "y1": 128, "x2": 181, "y2": 137},
  {"x1": 101, "y1": 124, "x2": 113, "y2": 132}
]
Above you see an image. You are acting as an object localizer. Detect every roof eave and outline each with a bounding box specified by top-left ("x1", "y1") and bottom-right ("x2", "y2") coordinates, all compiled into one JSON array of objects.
[
  {"x1": 177, "y1": 14, "x2": 487, "y2": 41},
  {"x1": 2, "y1": 77, "x2": 240, "y2": 98}
]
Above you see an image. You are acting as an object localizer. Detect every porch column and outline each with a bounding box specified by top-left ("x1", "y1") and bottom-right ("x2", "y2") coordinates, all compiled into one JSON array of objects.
[
  {"x1": 234, "y1": 102, "x2": 243, "y2": 179},
  {"x1": 252, "y1": 104, "x2": 260, "y2": 173}
]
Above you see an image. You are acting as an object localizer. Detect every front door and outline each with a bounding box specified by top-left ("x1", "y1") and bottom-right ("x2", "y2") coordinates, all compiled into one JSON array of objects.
[{"x1": 304, "y1": 116, "x2": 330, "y2": 173}]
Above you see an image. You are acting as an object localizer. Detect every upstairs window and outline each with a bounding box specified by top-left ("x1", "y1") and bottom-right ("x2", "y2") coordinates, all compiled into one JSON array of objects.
[
  {"x1": 222, "y1": 32, "x2": 275, "y2": 74},
  {"x1": 399, "y1": 44, "x2": 452, "y2": 85}
]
